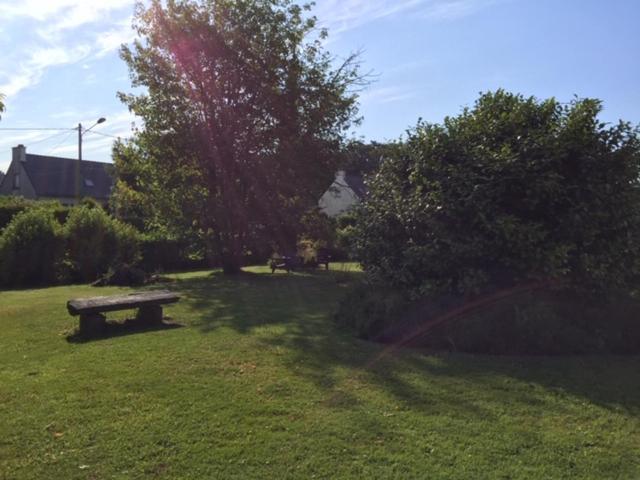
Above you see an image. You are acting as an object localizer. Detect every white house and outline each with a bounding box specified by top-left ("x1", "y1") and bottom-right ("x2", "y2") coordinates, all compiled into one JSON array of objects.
[{"x1": 318, "y1": 170, "x2": 366, "y2": 218}]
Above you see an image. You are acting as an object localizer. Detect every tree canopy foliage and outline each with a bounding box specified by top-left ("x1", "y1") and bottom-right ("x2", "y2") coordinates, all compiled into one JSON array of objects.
[
  {"x1": 355, "y1": 90, "x2": 640, "y2": 296},
  {"x1": 115, "y1": 0, "x2": 364, "y2": 273},
  {"x1": 339, "y1": 140, "x2": 396, "y2": 175},
  {"x1": 0, "y1": 93, "x2": 5, "y2": 119}
]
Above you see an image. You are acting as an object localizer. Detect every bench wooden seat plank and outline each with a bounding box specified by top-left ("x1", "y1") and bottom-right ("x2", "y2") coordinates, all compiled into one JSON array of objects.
[
  {"x1": 67, "y1": 290, "x2": 180, "y2": 336},
  {"x1": 67, "y1": 290, "x2": 180, "y2": 316}
]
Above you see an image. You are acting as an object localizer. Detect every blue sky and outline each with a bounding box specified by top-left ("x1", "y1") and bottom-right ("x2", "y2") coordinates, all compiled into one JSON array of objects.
[{"x1": 0, "y1": 0, "x2": 638, "y2": 172}]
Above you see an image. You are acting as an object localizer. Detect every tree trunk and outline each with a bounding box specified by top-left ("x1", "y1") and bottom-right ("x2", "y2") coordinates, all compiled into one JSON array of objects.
[
  {"x1": 221, "y1": 233, "x2": 243, "y2": 275},
  {"x1": 222, "y1": 252, "x2": 242, "y2": 274}
]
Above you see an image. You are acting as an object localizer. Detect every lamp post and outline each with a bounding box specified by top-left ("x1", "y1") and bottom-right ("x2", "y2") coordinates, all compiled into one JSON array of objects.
[{"x1": 76, "y1": 117, "x2": 106, "y2": 202}]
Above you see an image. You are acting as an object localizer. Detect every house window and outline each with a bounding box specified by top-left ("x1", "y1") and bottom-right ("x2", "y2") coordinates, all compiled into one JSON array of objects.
[{"x1": 13, "y1": 174, "x2": 19, "y2": 189}]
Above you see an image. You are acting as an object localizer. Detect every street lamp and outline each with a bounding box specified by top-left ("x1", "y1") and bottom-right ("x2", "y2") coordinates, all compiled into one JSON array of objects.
[{"x1": 76, "y1": 117, "x2": 106, "y2": 202}]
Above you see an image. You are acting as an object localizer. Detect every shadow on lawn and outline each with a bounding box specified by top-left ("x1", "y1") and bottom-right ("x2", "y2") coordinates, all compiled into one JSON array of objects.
[
  {"x1": 66, "y1": 318, "x2": 183, "y2": 343},
  {"x1": 176, "y1": 269, "x2": 640, "y2": 418}
]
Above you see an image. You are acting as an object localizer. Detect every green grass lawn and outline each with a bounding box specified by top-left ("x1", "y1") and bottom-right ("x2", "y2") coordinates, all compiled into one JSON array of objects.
[{"x1": 1, "y1": 264, "x2": 639, "y2": 479}]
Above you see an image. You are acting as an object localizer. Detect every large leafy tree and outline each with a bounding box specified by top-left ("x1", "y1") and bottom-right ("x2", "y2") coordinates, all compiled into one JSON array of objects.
[
  {"x1": 355, "y1": 90, "x2": 640, "y2": 295},
  {"x1": 116, "y1": 0, "x2": 363, "y2": 273},
  {"x1": 340, "y1": 140, "x2": 396, "y2": 175},
  {"x1": 0, "y1": 93, "x2": 6, "y2": 178}
]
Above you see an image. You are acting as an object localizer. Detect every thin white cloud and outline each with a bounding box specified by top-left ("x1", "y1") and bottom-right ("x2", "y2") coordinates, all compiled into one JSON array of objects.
[
  {"x1": 52, "y1": 135, "x2": 114, "y2": 157},
  {"x1": 95, "y1": 17, "x2": 137, "y2": 58},
  {"x1": 0, "y1": 44, "x2": 92, "y2": 97},
  {"x1": 314, "y1": 0, "x2": 501, "y2": 34},
  {"x1": 360, "y1": 86, "x2": 417, "y2": 105},
  {"x1": 314, "y1": 0, "x2": 425, "y2": 34},
  {"x1": 0, "y1": 0, "x2": 135, "y2": 97},
  {"x1": 0, "y1": 0, "x2": 79, "y2": 22},
  {"x1": 383, "y1": 60, "x2": 431, "y2": 76},
  {"x1": 96, "y1": 109, "x2": 139, "y2": 138},
  {"x1": 422, "y1": 0, "x2": 501, "y2": 20},
  {"x1": 50, "y1": 109, "x2": 98, "y2": 120},
  {"x1": 0, "y1": 0, "x2": 132, "y2": 23}
]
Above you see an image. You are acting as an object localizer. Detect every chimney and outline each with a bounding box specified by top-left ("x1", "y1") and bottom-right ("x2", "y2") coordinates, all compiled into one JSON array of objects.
[{"x1": 12, "y1": 144, "x2": 26, "y2": 163}]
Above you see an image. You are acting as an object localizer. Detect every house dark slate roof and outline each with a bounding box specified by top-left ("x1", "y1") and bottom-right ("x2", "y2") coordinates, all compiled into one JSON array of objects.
[
  {"x1": 343, "y1": 172, "x2": 367, "y2": 198},
  {"x1": 22, "y1": 154, "x2": 113, "y2": 200},
  {"x1": 0, "y1": 171, "x2": 4, "y2": 185}
]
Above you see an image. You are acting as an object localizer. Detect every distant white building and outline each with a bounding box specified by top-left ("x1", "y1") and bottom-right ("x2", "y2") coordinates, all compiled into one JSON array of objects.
[{"x1": 318, "y1": 170, "x2": 366, "y2": 218}]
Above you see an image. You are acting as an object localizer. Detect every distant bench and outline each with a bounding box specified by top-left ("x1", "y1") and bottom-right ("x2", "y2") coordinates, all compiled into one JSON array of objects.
[
  {"x1": 67, "y1": 290, "x2": 180, "y2": 336},
  {"x1": 269, "y1": 255, "x2": 299, "y2": 273},
  {"x1": 269, "y1": 251, "x2": 331, "y2": 273},
  {"x1": 316, "y1": 251, "x2": 331, "y2": 271}
]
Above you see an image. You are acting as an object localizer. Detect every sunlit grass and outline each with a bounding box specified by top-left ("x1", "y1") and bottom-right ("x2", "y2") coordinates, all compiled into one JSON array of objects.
[{"x1": 0, "y1": 264, "x2": 638, "y2": 479}]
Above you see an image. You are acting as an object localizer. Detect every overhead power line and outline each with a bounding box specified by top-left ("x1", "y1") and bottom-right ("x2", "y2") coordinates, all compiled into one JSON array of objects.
[
  {"x1": 85, "y1": 130, "x2": 121, "y2": 139},
  {"x1": 0, "y1": 127, "x2": 75, "y2": 131},
  {"x1": 46, "y1": 131, "x2": 75, "y2": 155},
  {"x1": 28, "y1": 130, "x2": 73, "y2": 146}
]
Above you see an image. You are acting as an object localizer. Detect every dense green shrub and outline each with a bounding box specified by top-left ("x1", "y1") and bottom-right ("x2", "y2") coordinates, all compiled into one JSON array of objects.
[
  {"x1": 0, "y1": 197, "x2": 30, "y2": 231},
  {"x1": 139, "y1": 236, "x2": 206, "y2": 272},
  {"x1": 300, "y1": 209, "x2": 336, "y2": 247},
  {"x1": 344, "y1": 91, "x2": 640, "y2": 354},
  {"x1": 421, "y1": 290, "x2": 640, "y2": 354},
  {"x1": 335, "y1": 282, "x2": 409, "y2": 339},
  {"x1": 79, "y1": 197, "x2": 103, "y2": 210},
  {"x1": 355, "y1": 90, "x2": 640, "y2": 296},
  {"x1": 111, "y1": 220, "x2": 142, "y2": 266},
  {"x1": 296, "y1": 209, "x2": 353, "y2": 262},
  {"x1": 0, "y1": 208, "x2": 64, "y2": 286},
  {"x1": 64, "y1": 206, "x2": 141, "y2": 282},
  {"x1": 93, "y1": 264, "x2": 148, "y2": 287},
  {"x1": 0, "y1": 197, "x2": 69, "y2": 231},
  {"x1": 335, "y1": 284, "x2": 640, "y2": 354},
  {"x1": 335, "y1": 212, "x2": 358, "y2": 259}
]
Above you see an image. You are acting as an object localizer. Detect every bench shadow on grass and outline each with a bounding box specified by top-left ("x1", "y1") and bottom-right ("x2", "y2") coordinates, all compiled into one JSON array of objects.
[
  {"x1": 176, "y1": 269, "x2": 640, "y2": 418},
  {"x1": 66, "y1": 317, "x2": 183, "y2": 343}
]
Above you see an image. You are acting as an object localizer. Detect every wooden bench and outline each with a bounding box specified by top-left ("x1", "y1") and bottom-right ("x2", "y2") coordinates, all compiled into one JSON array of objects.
[
  {"x1": 269, "y1": 252, "x2": 331, "y2": 273},
  {"x1": 316, "y1": 250, "x2": 331, "y2": 271},
  {"x1": 269, "y1": 255, "x2": 301, "y2": 273},
  {"x1": 67, "y1": 290, "x2": 180, "y2": 336}
]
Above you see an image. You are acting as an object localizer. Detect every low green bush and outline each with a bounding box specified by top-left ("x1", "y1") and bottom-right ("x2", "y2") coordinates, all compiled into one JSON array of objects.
[
  {"x1": 426, "y1": 290, "x2": 640, "y2": 354},
  {"x1": 0, "y1": 197, "x2": 30, "y2": 231},
  {"x1": 335, "y1": 212, "x2": 357, "y2": 259},
  {"x1": 335, "y1": 282, "x2": 410, "y2": 340},
  {"x1": 335, "y1": 284, "x2": 640, "y2": 354},
  {"x1": 93, "y1": 264, "x2": 148, "y2": 287},
  {"x1": 139, "y1": 237, "x2": 206, "y2": 272},
  {"x1": 64, "y1": 206, "x2": 141, "y2": 282},
  {"x1": 0, "y1": 197, "x2": 69, "y2": 231},
  {"x1": 297, "y1": 209, "x2": 350, "y2": 263},
  {"x1": 112, "y1": 220, "x2": 142, "y2": 266},
  {"x1": 0, "y1": 208, "x2": 64, "y2": 286}
]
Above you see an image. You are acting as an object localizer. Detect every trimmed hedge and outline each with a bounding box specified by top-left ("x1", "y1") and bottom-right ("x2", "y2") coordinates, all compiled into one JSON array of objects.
[{"x1": 0, "y1": 197, "x2": 69, "y2": 231}]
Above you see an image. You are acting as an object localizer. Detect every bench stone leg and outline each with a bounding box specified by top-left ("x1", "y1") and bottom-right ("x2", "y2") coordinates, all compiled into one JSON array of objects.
[
  {"x1": 136, "y1": 305, "x2": 163, "y2": 325},
  {"x1": 79, "y1": 313, "x2": 106, "y2": 336}
]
